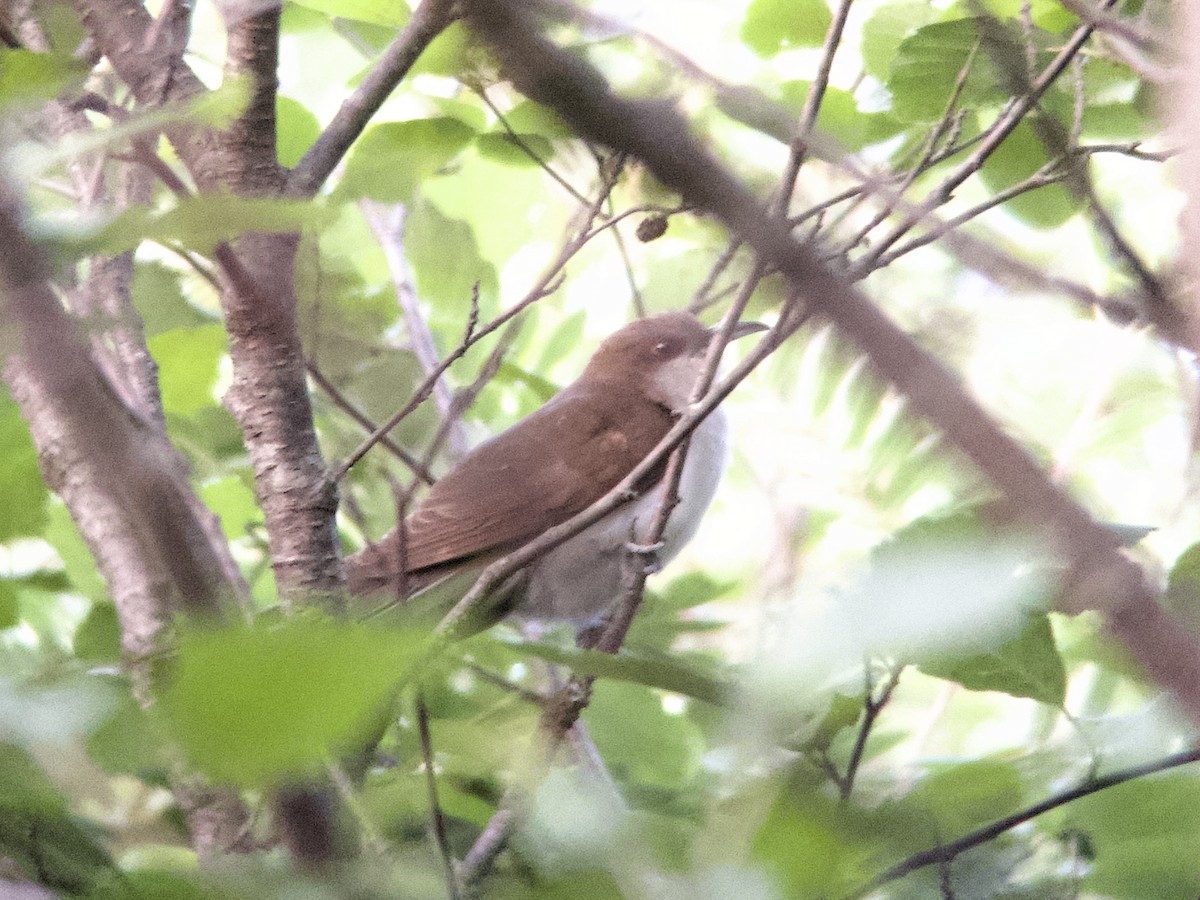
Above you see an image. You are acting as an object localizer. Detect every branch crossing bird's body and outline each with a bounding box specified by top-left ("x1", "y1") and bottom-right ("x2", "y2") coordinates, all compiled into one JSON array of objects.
[{"x1": 346, "y1": 312, "x2": 759, "y2": 625}]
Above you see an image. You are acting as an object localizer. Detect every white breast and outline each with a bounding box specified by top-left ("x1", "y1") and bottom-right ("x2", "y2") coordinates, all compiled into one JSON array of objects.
[{"x1": 520, "y1": 408, "x2": 730, "y2": 623}]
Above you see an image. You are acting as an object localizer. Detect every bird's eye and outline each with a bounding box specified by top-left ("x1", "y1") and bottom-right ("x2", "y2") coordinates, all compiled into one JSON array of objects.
[{"x1": 654, "y1": 342, "x2": 667, "y2": 353}]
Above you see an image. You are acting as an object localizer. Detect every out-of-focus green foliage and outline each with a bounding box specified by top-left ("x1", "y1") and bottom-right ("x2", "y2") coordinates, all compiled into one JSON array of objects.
[{"x1": 1, "y1": 0, "x2": 1196, "y2": 898}]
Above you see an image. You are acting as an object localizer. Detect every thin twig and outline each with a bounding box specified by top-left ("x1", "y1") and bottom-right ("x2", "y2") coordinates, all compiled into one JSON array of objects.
[
  {"x1": 459, "y1": 801, "x2": 518, "y2": 886},
  {"x1": 477, "y1": 87, "x2": 589, "y2": 205},
  {"x1": 687, "y1": 240, "x2": 742, "y2": 312},
  {"x1": 577, "y1": 201, "x2": 687, "y2": 244},
  {"x1": 1059, "y1": 0, "x2": 1162, "y2": 51},
  {"x1": 1075, "y1": 142, "x2": 1175, "y2": 162},
  {"x1": 838, "y1": 664, "x2": 903, "y2": 800},
  {"x1": 607, "y1": 196, "x2": 646, "y2": 318},
  {"x1": 848, "y1": 745, "x2": 1200, "y2": 898},
  {"x1": 417, "y1": 694, "x2": 461, "y2": 900},
  {"x1": 838, "y1": 41, "x2": 980, "y2": 257},
  {"x1": 468, "y1": 664, "x2": 546, "y2": 705},
  {"x1": 305, "y1": 360, "x2": 435, "y2": 484},
  {"x1": 325, "y1": 760, "x2": 389, "y2": 855},
  {"x1": 361, "y1": 200, "x2": 469, "y2": 458},
  {"x1": 772, "y1": 0, "x2": 854, "y2": 217},
  {"x1": 849, "y1": 4, "x2": 1117, "y2": 277},
  {"x1": 870, "y1": 162, "x2": 1066, "y2": 270}
]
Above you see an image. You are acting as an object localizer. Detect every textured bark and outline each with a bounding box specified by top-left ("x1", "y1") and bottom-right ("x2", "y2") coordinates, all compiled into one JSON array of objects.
[
  {"x1": 0, "y1": 182, "x2": 255, "y2": 858},
  {"x1": 74, "y1": 0, "x2": 344, "y2": 608},
  {"x1": 1175, "y1": 0, "x2": 1200, "y2": 351},
  {"x1": 211, "y1": 5, "x2": 344, "y2": 607}
]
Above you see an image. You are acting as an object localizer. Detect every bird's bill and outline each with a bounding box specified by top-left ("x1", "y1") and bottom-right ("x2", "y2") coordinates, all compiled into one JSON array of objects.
[{"x1": 711, "y1": 320, "x2": 769, "y2": 341}]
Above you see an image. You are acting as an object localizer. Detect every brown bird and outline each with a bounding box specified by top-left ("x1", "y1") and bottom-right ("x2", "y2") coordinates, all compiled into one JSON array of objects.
[{"x1": 346, "y1": 311, "x2": 762, "y2": 625}]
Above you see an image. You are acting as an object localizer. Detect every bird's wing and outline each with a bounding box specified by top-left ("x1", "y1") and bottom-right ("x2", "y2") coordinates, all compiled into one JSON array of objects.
[{"x1": 398, "y1": 382, "x2": 674, "y2": 574}]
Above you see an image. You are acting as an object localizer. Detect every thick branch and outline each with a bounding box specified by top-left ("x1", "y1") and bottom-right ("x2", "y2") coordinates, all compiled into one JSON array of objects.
[
  {"x1": 72, "y1": 0, "x2": 223, "y2": 190},
  {"x1": 0, "y1": 180, "x2": 254, "y2": 857},
  {"x1": 220, "y1": 3, "x2": 285, "y2": 195}
]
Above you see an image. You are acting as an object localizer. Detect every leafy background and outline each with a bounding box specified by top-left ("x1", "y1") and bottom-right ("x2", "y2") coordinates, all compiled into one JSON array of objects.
[{"x1": 2, "y1": 0, "x2": 1199, "y2": 898}]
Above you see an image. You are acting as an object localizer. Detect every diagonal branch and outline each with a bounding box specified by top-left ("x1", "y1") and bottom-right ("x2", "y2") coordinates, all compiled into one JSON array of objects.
[
  {"x1": 773, "y1": 0, "x2": 854, "y2": 216},
  {"x1": 850, "y1": 745, "x2": 1200, "y2": 897},
  {"x1": 361, "y1": 200, "x2": 469, "y2": 459},
  {"x1": 286, "y1": 0, "x2": 459, "y2": 197},
  {"x1": 459, "y1": 0, "x2": 1200, "y2": 722}
]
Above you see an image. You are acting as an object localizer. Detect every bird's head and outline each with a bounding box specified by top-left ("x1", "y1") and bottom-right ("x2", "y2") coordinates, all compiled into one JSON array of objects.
[{"x1": 581, "y1": 311, "x2": 764, "y2": 412}]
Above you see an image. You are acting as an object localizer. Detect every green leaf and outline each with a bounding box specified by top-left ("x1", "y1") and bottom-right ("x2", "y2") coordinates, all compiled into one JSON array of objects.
[
  {"x1": 338, "y1": 117, "x2": 476, "y2": 203},
  {"x1": 1069, "y1": 773, "x2": 1200, "y2": 899},
  {"x1": 502, "y1": 100, "x2": 576, "y2": 138},
  {"x1": 1165, "y1": 542, "x2": 1200, "y2": 634},
  {"x1": 740, "y1": 0, "x2": 832, "y2": 57},
  {"x1": 420, "y1": 143, "x2": 552, "y2": 274},
  {"x1": 277, "y1": 94, "x2": 322, "y2": 169},
  {"x1": 889, "y1": 18, "x2": 1001, "y2": 122},
  {"x1": 73, "y1": 602, "x2": 121, "y2": 662},
  {"x1": 131, "y1": 263, "x2": 213, "y2": 337},
  {"x1": 76, "y1": 193, "x2": 332, "y2": 256},
  {"x1": 529, "y1": 309, "x2": 586, "y2": 379},
  {"x1": 920, "y1": 612, "x2": 1067, "y2": 706},
  {"x1": 475, "y1": 132, "x2": 556, "y2": 167},
  {"x1": 908, "y1": 759, "x2": 1025, "y2": 835},
  {"x1": 861, "y1": 2, "x2": 937, "y2": 80},
  {"x1": 148, "y1": 325, "x2": 227, "y2": 417},
  {"x1": 0, "y1": 745, "x2": 113, "y2": 894},
  {"x1": 751, "y1": 789, "x2": 875, "y2": 896},
  {"x1": 978, "y1": 120, "x2": 1082, "y2": 229},
  {"x1": 155, "y1": 193, "x2": 332, "y2": 253},
  {"x1": 285, "y1": 0, "x2": 408, "y2": 27},
  {"x1": 501, "y1": 636, "x2": 731, "y2": 707},
  {"x1": 411, "y1": 20, "x2": 470, "y2": 77},
  {"x1": 89, "y1": 869, "x2": 212, "y2": 900},
  {"x1": 0, "y1": 742, "x2": 65, "y2": 814},
  {"x1": 163, "y1": 619, "x2": 423, "y2": 786},
  {"x1": 651, "y1": 571, "x2": 738, "y2": 613},
  {"x1": 779, "y1": 82, "x2": 904, "y2": 151},
  {"x1": 87, "y1": 691, "x2": 171, "y2": 777},
  {"x1": 0, "y1": 581, "x2": 16, "y2": 631},
  {"x1": 405, "y1": 197, "x2": 500, "y2": 317},
  {"x1": 981, "y1": 0, "x2": 1078, "y2": 32},
  {"x1": 0, "y1": 48, "x2": 89, "y2": 105},
  {"x1": 0, "y1": 391, "x2": 48, "y2": 541},
  {"x1": 583, "y1": 681, "x2": 704, "y2": 789},
  {"x1": 199, "y1": 475, "x2": 262, "y2": 541},
  {"x1": 795, "y1": 691, "x2": 864, "y2": 754},
  {"x1": 1082, "y1": 102, "x2": 1152, "y2": 141},
  {"x1": 43, "y1": 502, "x2": 106, "y2": 601}
]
